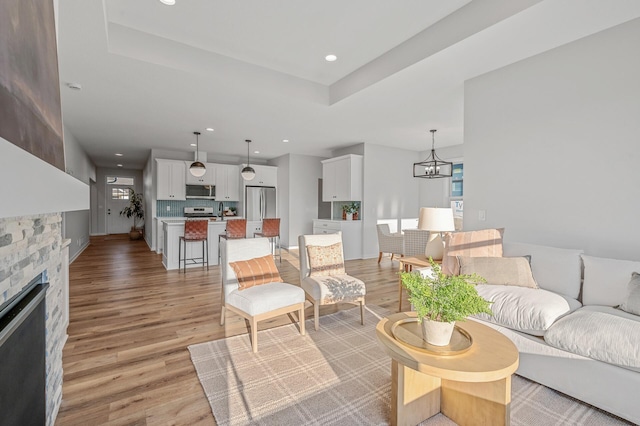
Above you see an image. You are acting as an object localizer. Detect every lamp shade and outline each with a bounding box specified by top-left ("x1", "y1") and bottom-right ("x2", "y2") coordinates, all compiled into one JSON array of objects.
[
  {"x1": 417, "y1": 207, "x2": 455, "y2": 232},
  {"x1": 241, "y1": 165, "x2": 255, "y2": 181},
  {"x1": 189, "y1": 161, "x2": 206, "y2": 177}
]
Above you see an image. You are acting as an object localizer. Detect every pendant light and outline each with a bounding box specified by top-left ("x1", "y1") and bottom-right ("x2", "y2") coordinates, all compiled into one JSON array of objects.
[
  {"x1": 189, "y1": 131, "x2": 206, "y2": 177},
  {"x1": 413, "y1": 129, "x2": 453, "y2": 179},
  {"x1": 241, "y1": 139, "x2": 256, "y2": 181}
]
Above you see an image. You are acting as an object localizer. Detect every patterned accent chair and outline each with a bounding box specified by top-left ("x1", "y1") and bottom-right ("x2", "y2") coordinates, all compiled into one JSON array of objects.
[
  {"x1": 376, "y1": 224, "x2": 404, "y2": 263},
  {"x1": 220, "y1": 237, "x2": 305, "y2": 352},
  {"x1": 179, "y1": 219, "x2": 209, "y2": 273},
  {"x1": 298, "y1": 232, "x2": 366, "y2": 331}
]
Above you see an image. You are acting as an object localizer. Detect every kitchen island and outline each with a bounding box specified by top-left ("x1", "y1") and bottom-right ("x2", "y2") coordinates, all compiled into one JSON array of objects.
[{"x1": 162, "y1": 219, "x2": 227, "y2": 270}]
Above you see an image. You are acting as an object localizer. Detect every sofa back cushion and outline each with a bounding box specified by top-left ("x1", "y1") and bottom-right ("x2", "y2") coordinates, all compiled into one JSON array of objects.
[
  {"x1": 582, "y1": 255, "x2": 640, "y2": 307},
  {"x1": 503, "y1": 242, "x2": 583, "y2": 300}
]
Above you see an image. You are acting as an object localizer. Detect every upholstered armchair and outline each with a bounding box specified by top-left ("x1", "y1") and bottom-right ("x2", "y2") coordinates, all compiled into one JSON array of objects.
[
  {"x1": 220, "y1": 237, "x2": 305, "y2": 352},
  {"x1": 298, "y1": 232, "x2": 366, "y2": 331},
  {"x1": 376, "y1": 224, "x2": 404, "y2": 263},
  {"x1": 402, "y1": 228, "x2": 431, "y2": 257}
]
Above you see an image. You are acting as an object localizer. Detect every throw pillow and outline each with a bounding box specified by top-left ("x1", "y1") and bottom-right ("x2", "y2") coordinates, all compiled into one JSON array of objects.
[
  {"x1": 307, "y1": 242, "x2": 346, "y2": 276},
  {"x1": 458, "y1": 256, "x2": 539, "y2": 288},
  {"x1": 619, "y1": 272, "x2": 640, "y2": 316},
  {"x1": 229, "y1": 254, "x2": 283, "y2": 290},
  {"x1": 442, "y1": 228, "x2": 505, "y2": 275}
]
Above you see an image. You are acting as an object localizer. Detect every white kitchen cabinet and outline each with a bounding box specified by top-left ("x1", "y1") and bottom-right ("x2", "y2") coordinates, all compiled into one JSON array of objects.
[
  {"x1": 312, "y1": 219, "x2": 362, "y2": 260},
  {"x1": 246, "y1": 220, "x2": 262, "y2": 237},
  {"x1": 242, "y1": 164, "x2": 277, "y2": 187},
  {"x1": 215, "y1": 164, "x2": 240, "y2": 201},
  {"x1": 157, "y1": 159, "x2": 186, "y2": 200},
  {"x1": 322, "y1": 154, "x2": 363, "y2": 202},
  {"x1": 185, "y1": 162, "x2": 216, "y2": 185}
]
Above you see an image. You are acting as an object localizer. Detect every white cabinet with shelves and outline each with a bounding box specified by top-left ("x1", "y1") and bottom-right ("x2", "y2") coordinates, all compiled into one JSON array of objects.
[
  {"x1": 157, "y1": 159, "x2": 186, "y2": 200},
  {"x1": 185, "y1": 162, "x2": 216, "y2": 185},
  {"x1": 215, "y1": 164, "x2": 240, "y2": 201},
  {"x1": 242, "y1": 164, "x2": 278, "y2": 187},
  {"x1": 322, "y1": 154, "x2": 363, "y2": 202},
  {"x1": 312, "y1": 219, "x2": 362, "y2": 260}
]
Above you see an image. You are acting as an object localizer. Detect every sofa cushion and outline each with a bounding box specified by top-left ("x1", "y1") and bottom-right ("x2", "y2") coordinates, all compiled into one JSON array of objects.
[
  {"x1": 503, "y1": 242, "x2": 583, "y2": 299},
  {"x1": 458, "y1": 256, "x2": 538, "y2": 288},
  {"x1": 227, "y1": 282, "x2": 305, "y2": 316},
  {"x1": 472, "y1": 284, "x2": 581, "y2": 336},
  {"x1": 442, "y1": 228, "x2": 504, "y2": 276},
  {"x1": 306, "y1": 242, "x2": 346, "y2": 276},
  {"x1": 301, "y1": 274, "x2": 366, "y2": 304},
  {"x1": 544, "y1": 306, "x2": 640, "y2": 370},
  {"x1": 582, "y1": 255, "x2": 640, "y2": 307},
  {"x1": 229, "y1": 254, "x2": 283, "y2": 290},
  {"x1": 620, "y1": 273, "x2": 640, "y2": 316}
]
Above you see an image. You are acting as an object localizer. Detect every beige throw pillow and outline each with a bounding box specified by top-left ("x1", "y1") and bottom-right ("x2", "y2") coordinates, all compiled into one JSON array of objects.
[
  {"x1": 307, "y1": 242, "x2": 346, "y2": 276},
  {"x1": 458, "y1": 256, "x2": 539, "y2": 288},
  {"x1": 442, "y1": 228, "x2": 505, "y2": 275},
  {"x1": 619, "y1": 272, "x2": 640, "y2": 316},
  {"x1": 229, "y1": 254, "x2": 283, "y2": 290}
]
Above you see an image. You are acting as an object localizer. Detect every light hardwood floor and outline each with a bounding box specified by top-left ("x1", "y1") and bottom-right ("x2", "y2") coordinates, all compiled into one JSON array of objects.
[{"x1": 56, "y1": 234, "x2": 407, "y2": 425}]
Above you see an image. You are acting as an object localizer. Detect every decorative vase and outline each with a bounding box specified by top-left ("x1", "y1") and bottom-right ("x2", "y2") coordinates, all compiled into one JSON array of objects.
[
  {"x1": 421, "y1": 319, "x2": 455, "y2": 346},
  {"x1": 342, "y1": 211, "x2": 347, "y2": 220},
  {"x1": 129, "y1": 228, "x2": 143, "y2": 240},
  {"x1": 346, "y1": 213, "x2": 353, "y2": 221},
  {"x1": 353, "y1": 211, "x2": 358, "y2": 220}
]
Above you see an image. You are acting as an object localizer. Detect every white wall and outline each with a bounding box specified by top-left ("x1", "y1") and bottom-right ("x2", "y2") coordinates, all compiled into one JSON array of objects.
[
  {"x1": 269, "y1": 155, "x2": 290, "y2": 247},
  {"x1": 417, "y1": 144, "x2": 464, "y2": 209},
  {"x1": 464, "y1": 18, "x2": 640, "y2": 260},
  {"x1": 361, "y1": 143, "x2": 422, "y2": 259}
]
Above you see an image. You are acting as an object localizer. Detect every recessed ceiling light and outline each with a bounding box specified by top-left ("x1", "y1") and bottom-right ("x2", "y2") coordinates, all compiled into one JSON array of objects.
[
  {"x1": 254, "y1": 150, "x2": 260, "y2": 154},
  {"x1": 159, "y1": 0, "x2": 176, "y2": 5},
  {"x1": 190, "y1": 143, "x2": 197, "y2": 147},
  {"x1": 205, "y1": 128, "x2": 214, "y2": 132},
  {"x1": 67, "y1": 82, "x2": 82, "y2": 90},
  {"x1": 115, "y1": 153, "x2": 123, "y2": 157},
  {"x1": 325, "y1": 54, "x2": 337, "y2": 62},
  {"x1": 282, "y1": 139, "x2": 289, "y2": 143},
  {"x1": 117, "y1": 164, "x2": 123, "y2": 167}
]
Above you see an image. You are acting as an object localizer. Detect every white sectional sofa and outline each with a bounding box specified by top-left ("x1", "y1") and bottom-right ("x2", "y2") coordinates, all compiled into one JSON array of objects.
[{"x1": 466, "y1": 242, "x2": 640, "y2": 424}]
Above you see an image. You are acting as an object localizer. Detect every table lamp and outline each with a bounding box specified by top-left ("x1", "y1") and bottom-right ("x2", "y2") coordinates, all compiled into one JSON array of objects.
[{"x1": 418, "y1": 207, "x2": 455, "y2": 260}]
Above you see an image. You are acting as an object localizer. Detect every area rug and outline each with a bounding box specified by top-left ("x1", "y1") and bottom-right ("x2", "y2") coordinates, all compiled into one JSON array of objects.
[{"x1": 189, "y1": 306, "x2": 631, "y2": 426}]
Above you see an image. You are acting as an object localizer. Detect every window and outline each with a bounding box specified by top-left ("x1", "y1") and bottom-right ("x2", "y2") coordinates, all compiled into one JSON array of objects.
[
  {"x1": 111, "y1": 188, "x2": 130, "y2": 200},
  {"x1": 451, "y1": 163, "x2": 463, "y2": 198},
  {"x1": 106, "y1": 176, "x2": 134, "y2": 186}
]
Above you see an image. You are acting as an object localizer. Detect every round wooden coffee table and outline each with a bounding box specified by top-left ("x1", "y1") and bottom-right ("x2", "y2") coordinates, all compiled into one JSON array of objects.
[{"x1": 376, "y1": 312, "x2": 519, "y2": 426}]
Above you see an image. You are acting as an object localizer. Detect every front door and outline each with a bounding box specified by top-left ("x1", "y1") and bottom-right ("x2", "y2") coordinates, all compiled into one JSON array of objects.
[{"x1": 107, "y1": 185, "x2": 134, "y2": 234}]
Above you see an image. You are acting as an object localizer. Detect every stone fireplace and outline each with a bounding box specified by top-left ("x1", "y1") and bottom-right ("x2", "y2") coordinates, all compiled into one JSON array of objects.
[{"x1": 0, "y1": 213, "x2": 68, "y2": 425}]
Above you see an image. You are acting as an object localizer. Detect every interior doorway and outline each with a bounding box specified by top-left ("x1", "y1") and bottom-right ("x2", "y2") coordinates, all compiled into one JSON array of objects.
[{"x1": 106, "y1": 176, "x2": 135, "y2": 234}]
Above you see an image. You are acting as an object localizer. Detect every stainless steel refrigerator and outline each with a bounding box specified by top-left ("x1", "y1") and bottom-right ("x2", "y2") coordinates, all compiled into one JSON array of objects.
[{"x1": 245, "y1": 186, "x2": 277, "y2": 221}]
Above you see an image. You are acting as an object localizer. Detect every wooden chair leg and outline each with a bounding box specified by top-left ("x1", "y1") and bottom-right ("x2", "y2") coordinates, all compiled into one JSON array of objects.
[
  {"x1": 220, "y1": 305, "x2": 225, "y2": 325},
  {"x1": 314, "y1": 303, "x2": 320, "y2": 331},
  {"x1": 391, "y1": 253, "x2": 395, "y2": 261},
  {"x1": 377, "y1": 252, "x2": 383, "y2": 263},
  {"x1": 251, "y1": 317, "x2": 258, "y2": 353},
  {"x1": 360, "y1": 301, "x2": 365, "y2": 325},
  {"x1": 299, "y1": 305, "x2": 306, "y2": 335}
]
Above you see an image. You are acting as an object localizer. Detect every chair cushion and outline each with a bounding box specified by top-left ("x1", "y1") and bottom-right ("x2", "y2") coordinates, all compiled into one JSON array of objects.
[
  {"x1": 544, "y1": 306, "x2": 640, "y2": 369},
  {"x1": 227, "y1": 282, "x2": 305, "y2": 316},
  {"x1": 442, "y1": 228, "x2": 504, "y2": 275},
  {"x1": 458, "y1": 256, "x2": 538, "y2": 289},
  {"x1": 302, "y1": 274, "x2": 366, "y2": 304},
  {"x1": 306, "y1": 242, "x2": 346, "y2": 276},
  {"x1": 472, "y1": 284, "x2": 581, "y2": 336},
  {"x1": 229, "y1": 254, "x2": 283, "y2": 290},
  {"x1": 620, "y1": 273, "x2": 640, "y2": 316}
]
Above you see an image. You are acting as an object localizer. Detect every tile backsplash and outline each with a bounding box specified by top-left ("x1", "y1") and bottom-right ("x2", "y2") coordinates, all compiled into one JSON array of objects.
[{"x1": 156, "y1": 200, "x2": 238, "y2": 217}]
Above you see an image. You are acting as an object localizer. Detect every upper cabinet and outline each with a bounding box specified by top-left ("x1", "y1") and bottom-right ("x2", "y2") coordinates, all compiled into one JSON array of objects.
[
  {"x1": 157, "y1": 159, "x2": 186, "y2": 200},
  {"x1": 242, "y1": 164, "x2": 277, "y2": 187},
  {"x1": 322, "y1": 154, "x2": 363, "y2": 202},
  {"x1": 215, "y1": 164, "x2": 240, "y2": 201},
  {"x1": 184, "y1": 162, "x2": 216, "y2": 185}
]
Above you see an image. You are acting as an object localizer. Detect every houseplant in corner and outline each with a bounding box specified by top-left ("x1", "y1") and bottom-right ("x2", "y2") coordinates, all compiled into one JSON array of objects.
[
  {"x1": 119, "y1": 188, "x2": 144, "y2": 240},
  {"x1": 401, "y1": 260, "x2": 492, "y2": 346}
]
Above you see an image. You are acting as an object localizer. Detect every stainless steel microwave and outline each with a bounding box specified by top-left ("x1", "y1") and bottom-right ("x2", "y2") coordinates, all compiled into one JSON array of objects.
[{"x1": 186, "y1": 184, "x2": 215, "y2": 199}]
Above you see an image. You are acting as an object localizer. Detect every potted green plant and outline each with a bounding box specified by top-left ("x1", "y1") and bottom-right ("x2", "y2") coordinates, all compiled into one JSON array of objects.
[
  {"x1": 342, "y1": 204, "x2": 351, "y2": 220},
  {"x1": 400, "y1": 259, "x2": 492, "y2": 346},
  {"x1": 349, "y1": 202, "x2": 360, "y2": 220},
  {"x1": 119, "y1": 189, "x2": 144, "y2": 240}
]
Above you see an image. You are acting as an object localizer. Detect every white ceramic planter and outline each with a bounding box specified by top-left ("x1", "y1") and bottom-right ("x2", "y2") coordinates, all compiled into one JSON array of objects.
[{"x1": 421, "y1": 319, "x2": 455, "y2": 346}]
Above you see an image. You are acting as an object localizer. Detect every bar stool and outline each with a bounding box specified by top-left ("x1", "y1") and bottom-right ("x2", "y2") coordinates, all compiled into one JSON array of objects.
[
  {"x1": 218, "y1": 219, "x2": 247, "y2": 263},
  {"x1": 179, "y1": 219, "x2": 209, "y2": 273},
  {"x1": 254, "y1": 218, "x2": 281, "y2": 262}
]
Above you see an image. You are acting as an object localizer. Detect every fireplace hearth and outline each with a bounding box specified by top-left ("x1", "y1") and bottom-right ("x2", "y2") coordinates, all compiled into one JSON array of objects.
[{"x1": 0, "y1": 273, "x2": 49, "y2": 426}]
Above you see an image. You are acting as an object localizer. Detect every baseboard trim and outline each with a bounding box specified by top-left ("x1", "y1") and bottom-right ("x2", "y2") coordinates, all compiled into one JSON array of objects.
[{"x1": 69, "y1": 242, "x2": 90, "y2": 263}]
